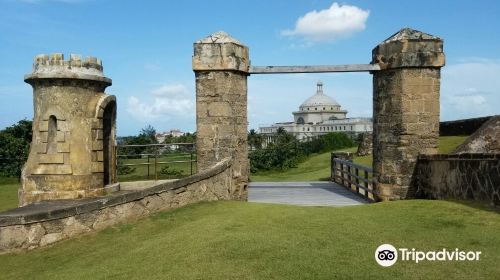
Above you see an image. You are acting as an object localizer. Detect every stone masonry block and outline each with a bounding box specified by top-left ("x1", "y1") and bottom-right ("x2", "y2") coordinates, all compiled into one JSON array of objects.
[
  {"x1": 97, "y1": 151, "x2": 104, "y2": 162},
  {"x1": 91, "y1": 162, "x2": 103, "y2": 173},
  {"x1": 56, "y1": 131, "x2": 65, "y2": 142},
  {"x1": 92, "y1": 140, "x2": 103, "y2": 151},
  {"x1": 40, "y1": 131, "x2": 48, "y2": 143},
  {"x1": 57, "y1": 142, "x2": 70, "y2": 153},
  {"x1": 57, "y1": 120, "x2": 69, "y2": 132},
  {"x1": 39, "y1": 121, "x2": 49, "y2": 132},
  {"x1": 32, "y1": 164, "x2": 72, "y2": 175},
  {"x1": 38, "y1": 153, "x2": 64, "y2": 164},
  {"x1": 63, "y1": 153, "x2": 70, "y2": 164},
  {"x1": 91, "y1": 119, "x2": 103, "y2": 129},
  {"x1": 34, "y1": 143, "x2": 47, "y2": 154},
  {"x1": 92, "y1": 129, "x2": 103, "y2": 140},
  {"x1": 207, "y1": 102, "x2": 232, "y2": 117}
]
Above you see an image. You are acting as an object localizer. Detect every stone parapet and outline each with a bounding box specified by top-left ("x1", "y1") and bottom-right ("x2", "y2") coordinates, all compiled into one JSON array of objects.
[
  {"x1": 25, "y1": 53, "x2": 111, "y2": 86},
  {"x1": 0, "y1": 158, "x2": 234, "y2": 253},
  {"x1": 412, "y1": 154, "x2": 500, "y2": 206}
]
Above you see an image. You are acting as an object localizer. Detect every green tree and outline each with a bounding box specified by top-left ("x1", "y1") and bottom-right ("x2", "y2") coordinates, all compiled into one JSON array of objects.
[
  {"x1": 120, "y1": 125, "x2": 158, "y2": 158},
  {"x1": 249, "y1": 131, "x2": 355, "y2": 173},
  {"x1": 0, "y1": 119, "x2": 33, "y2": 177},
  {"x1": 248, "y1": 129, "x2": 263, "y2": 150},
  {"x1": 138, "y1": 124, "x2": 157, "y2": 144}
]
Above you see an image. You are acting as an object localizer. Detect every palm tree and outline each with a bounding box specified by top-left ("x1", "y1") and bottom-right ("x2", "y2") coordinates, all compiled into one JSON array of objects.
[{"x1": 248, "y1": 129, "x2": 263, "y2": 150}]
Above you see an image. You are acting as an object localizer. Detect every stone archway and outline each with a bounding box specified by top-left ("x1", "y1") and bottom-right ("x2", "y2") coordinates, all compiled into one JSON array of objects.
[
  {"x1": 192, "y1": 28, "x2": 445, "y2": 201},
  {"x1": 102, "y1": 100, "x2": 117, "y2": 185}
]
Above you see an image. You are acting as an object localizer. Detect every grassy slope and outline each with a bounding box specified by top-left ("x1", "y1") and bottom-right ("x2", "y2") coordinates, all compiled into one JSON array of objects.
[
  {"x1": 0, "y1": 177, "x2": 19, "y2": 212},
  {"x1": 1, "y1": 200, "x2": 499, "y2": 279},
  {"x1": 251, "y1": 136, "x2": 468, "y2": 182},
  {"x1": 119, "y1": 153, "x2": 197, "y2": 182},
  {"x1": 438, "y1": 136, "x2": 468, "y2": 154}
]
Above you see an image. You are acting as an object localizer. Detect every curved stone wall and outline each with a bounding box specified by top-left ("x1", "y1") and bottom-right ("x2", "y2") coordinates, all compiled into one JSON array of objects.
[{"x1": 0, "y1": 158, "x2": 237, "y2": 254}]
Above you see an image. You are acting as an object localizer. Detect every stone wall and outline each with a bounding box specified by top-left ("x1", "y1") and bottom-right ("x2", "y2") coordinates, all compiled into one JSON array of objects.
[
  {"x1": 440, "y1": 116, "x2": 492, "y2": 136},
  {"x1": 356, "y1": 132, "x2": 372, "y2": 156},
  {"x1": 0, "y1": 158, "x2": 235, "y2": 254},
  {"x1": 412, "y1": 154, "x2": 500, "y2": 206}
]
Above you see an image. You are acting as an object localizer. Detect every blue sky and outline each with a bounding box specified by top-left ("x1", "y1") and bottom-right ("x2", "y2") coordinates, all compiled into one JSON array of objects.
[{"x1": 1, "y1": 0, "x2": 499, "y2": 136}]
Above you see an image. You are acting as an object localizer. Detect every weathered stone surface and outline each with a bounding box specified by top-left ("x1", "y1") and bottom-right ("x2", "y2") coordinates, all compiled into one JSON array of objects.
[
  {"x1": 192, "y1": 31, "x2": 249, "y2": 73},
  {"x1": 453, "y1": 115, "x2": 500, "y2": 153},
  {"x1": 0, "y1": 226, "x2": 28, "y2": 250},
  {"x1": 413, "y1": 154, "x2": 500, "y2": 206},
  {"x1": 356, "y1": 133, "x2": 372, "y2": 156},
  {"x1": 372, "y1": 28, "x2": 445, "y2": 69},
  {"x1": 40, "y1": 233, "x2": 63, "y2": 247},
  {"x1": 372, "y1": 28, "x2": 444, "y2": 201},
  {"x1": 21, "y1": 53, "x2": 117, "y2": 206}
]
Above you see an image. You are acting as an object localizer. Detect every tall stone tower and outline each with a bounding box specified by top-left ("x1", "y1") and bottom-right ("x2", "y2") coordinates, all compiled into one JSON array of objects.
[
  {"x1": 192, "y1": 31, "x2": 249, "y2": 200},
  {"x1": 20, "y1": 53, "x2": 117, "y2": 206},
  {"x1": 372, "y1": 28, "x2": 445, "y2": 200}
]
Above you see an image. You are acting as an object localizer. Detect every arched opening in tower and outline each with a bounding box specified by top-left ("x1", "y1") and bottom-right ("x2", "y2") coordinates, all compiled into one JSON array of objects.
[{"x1": 102, "y1": 100, "x2": 117, "y2": 185}]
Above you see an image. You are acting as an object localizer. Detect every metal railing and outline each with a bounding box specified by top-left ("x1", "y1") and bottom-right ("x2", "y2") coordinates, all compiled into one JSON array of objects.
[
  {"x1": 116, "y1": 143, "x2": 196, "y2": 181},
  {"x1": 331, "y1": 156, "x2": 377, "y2": 202}
]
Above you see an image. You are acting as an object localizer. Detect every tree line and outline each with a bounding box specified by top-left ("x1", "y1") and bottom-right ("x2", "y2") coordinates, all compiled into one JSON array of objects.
[
  {"x1": 0, "y1": 120, "x2": 32, "y2": 177},
  {"x1": 0, "y1": 120, "x2": 196, "y2": 178},
  {"x1": 248, "y1": 128, "x2": 355, "y2": 173}
]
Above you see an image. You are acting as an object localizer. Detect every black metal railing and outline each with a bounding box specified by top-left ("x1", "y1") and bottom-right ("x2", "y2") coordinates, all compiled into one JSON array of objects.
[
  {"x1": 116, "y1": 143, "x2": 196, "y2": 181},
  {"x1": 331, "y1": 156, "x2": 377, "y2": 202}
]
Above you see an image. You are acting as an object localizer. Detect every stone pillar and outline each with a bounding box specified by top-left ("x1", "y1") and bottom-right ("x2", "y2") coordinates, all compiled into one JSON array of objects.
[
  {"x1": 192, "y1": 31, "x2": 249, "y2": 200},
  {"x1": 21, "y1": 53, "x2": 117, "y2": 206},
  {"x1": 372, "y1": 28, "x2": 445, "y2": 201}
]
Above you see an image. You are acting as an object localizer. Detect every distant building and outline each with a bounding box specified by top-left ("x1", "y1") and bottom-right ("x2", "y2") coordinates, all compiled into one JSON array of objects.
[
  {"x1": 259, "y1": 81, "x2": 372, "y2": 145},
  {"x1": 156, "y1": 129, "x2": 184, "y2": 143}
]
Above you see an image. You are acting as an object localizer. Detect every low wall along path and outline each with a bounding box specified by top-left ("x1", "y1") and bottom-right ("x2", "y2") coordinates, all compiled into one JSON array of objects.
[{"x1": 0, "y1": 159, "x2": 237, "y2": 253}]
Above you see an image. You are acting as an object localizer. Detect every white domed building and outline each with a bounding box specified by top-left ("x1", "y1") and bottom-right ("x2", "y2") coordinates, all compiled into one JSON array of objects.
[{"x1": 259, "y1": 81, "x2": 372, "y2": 145}]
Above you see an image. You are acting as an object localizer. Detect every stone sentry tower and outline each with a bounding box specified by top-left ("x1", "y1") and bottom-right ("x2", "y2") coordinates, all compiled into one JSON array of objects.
[{"x1": 20, "y1": 53, "x2": 117, "y2": 206}]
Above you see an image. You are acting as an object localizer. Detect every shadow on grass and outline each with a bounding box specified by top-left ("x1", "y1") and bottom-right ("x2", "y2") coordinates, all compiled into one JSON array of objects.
[{"x1": 448, "y1": 199, "x2": 500, "y2": 214}]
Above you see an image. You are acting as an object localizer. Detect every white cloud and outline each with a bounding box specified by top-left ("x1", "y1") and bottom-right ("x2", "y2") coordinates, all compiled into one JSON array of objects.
[
  {"x1": 151, "y1": 84, "x2": 188, "y2": 96},
  {"x1": 282, "y1": 2, "x2": 369, "y2": 43},
  {"x1": 441, "y1": 59, "x2": 500, "y2": 120},
  {"x1": 127, "y1": 83, "x2": 194, "y2": 121}
]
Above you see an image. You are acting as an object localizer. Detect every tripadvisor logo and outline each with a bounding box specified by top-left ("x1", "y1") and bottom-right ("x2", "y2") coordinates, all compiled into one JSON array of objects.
[{"x1": 375, "y1": 244, "x2": 482, "y2": 267}]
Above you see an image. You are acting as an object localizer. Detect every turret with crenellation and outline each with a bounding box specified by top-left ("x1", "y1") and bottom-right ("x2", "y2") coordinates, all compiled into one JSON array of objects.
[{"x1": 20, "y1": 53, "x2": 118, "y2": 206}]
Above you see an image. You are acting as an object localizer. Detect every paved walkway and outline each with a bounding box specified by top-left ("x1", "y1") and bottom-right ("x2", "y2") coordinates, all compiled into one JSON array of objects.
[{"x1": 248, "y1": 181, "x2": 368, "y2": 207}]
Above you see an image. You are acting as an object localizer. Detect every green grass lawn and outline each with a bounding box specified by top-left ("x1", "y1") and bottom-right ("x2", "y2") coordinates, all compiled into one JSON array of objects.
[
  {"x1": 118, "y1": 153, "x2": 197, "y2": 182},
  {"x1": 439, "y1": 136, "x2": 468, "y2": 154},
  {"x1": 251, "y1": 136, "x2": 468, "y2": 182},
  {"x1": 0, "y1": 177, "x2": 19, "y2": 212},
  {"x1": 0, "y1": 200, "x2": 498, "y2": 279}
]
